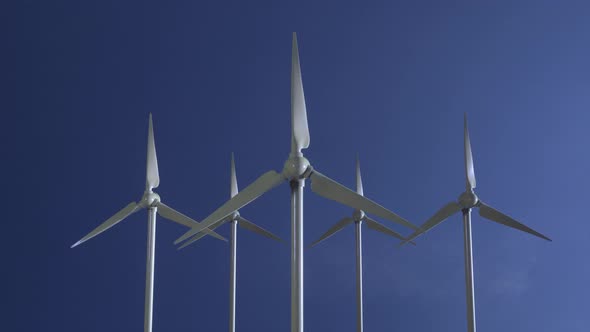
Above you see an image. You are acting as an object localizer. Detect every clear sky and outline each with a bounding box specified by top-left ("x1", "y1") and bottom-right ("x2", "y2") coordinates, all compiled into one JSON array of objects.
[{"x1": 3, "y1": 1, "x2": 590, "y2": 331}]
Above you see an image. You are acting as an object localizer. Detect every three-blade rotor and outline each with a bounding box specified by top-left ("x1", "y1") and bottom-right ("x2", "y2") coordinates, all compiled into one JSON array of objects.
[
  {"x1": 402, "y1": 114, "x2": 550, "y2": 245},
  {"x1": 72, "y1": 114, "x2": 226, "y2": 249},
  {"x1": 309, "y1": 157, "x2": 415, "y2": 248},
  {"x1": 146, "y1": 113, "x2": 160, "y2": 191},
  {"x1": 174, "y1": 33, "x2": 416, "y2": 245},
  {"x1": 176, "y1": 153, "x2": 283, "y2": 249}
]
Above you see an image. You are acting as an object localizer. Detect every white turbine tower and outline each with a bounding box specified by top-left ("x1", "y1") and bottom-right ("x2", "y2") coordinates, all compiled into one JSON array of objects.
[
  {"x1": 71, "y1": 114, "x2": 226, "y2": 332},
  {"x1": 174, "y1": 33, "x2": 418, "y2": 332},
  {"x1": 308, "y1": 156, "x2": 415, "y2": 332},
  {"x1": 177, "y1": 153, "x2": 283, "y2": 332},
  {"x1": 402, "y1": 113, "x2": 551, "y2": 332}
]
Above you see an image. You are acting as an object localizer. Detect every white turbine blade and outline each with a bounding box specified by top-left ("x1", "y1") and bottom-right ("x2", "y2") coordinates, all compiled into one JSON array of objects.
[
  {"x1": 146, "y1": 113, "x2": 160, "y2": 190},
  {"x1": 174, "y1": 170, "x2": 285, "y2": 244},
  {"x1": 364, "y1": 217, "x2": 415, "y2": 245},
  {"x1": 71, "y1": 202, "x2": 140, "y2": 248},
  {"x1": 157, "y1": 202, "x2": 227, "y2": 242},
  {"x1": 177, "y1": 219, "x2": 229, "y2": 250},
  {"x1": 477, "y1": 201, "x2": 551, "y2": 241},
  {"x1": 356, "y1": 155, "x2": 364, "y2": 196},
  {"x1": 177, "y1": 232, "x2": 209, "y2": 250},
  {"x1": 310, "y1": 170, "x2": 417, "y2": 230},
  {"x1": 400, "y1": 201, "x2": 462, "y2": 245},
  {"x1": 291, "y1": 32, "x2": 310, "y2": 154},
  {"x1": 464, "y1": 113, "x2": 476, "y2": 190},
  {"x1": 308, "y1": 217, "x2": 354, "y2": 248},
  {"x1": 230, "y1": 152, "x2": 238, "y2": 198},
  {"x1": 237, "y1": 216, "x2": 283, "y2": 242}
]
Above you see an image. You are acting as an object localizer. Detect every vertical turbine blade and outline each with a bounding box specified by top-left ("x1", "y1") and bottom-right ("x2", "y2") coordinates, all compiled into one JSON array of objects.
[
  {"x1": 146, "y1": 113, "x2": 160, "y2": 190},
  {"x1": 356, "y1": 155, "x2": 364, "y2": 196},
  {"x1": 291, "y1": 32, "x2": 310, "y2": 155},
  {"x1": 230, "y1": 152, "x2": 238, "y2": 198},
  {"x1": 464, "y1": 113, "x2": 476, "y2": 190}
]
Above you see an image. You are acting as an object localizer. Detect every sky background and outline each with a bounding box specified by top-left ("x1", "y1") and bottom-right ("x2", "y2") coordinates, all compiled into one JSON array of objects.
[{"x1": 3, "y1": 1, "x2": 590, "y2": 331}]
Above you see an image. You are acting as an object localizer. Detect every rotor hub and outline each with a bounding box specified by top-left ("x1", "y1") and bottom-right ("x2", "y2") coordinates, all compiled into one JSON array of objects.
[
  {"x1": 283, "y1": 155, "x2": 311, "y2": 180},
  {"x1": 229, "y1": 211, "x2": 240, "y2": 221},
  {"x1": 353, "y1": 209, "x2": 365, "y2": 222},
  {"x1": 143, "y1": 191, "x2": 161, "y2": 207},
  {"x1": 458, "y1": 191, "x2": 478, "y2": 209}
]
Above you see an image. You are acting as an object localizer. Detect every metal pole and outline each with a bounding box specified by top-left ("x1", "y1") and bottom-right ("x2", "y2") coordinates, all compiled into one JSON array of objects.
[
  {"x1": 229, "y1": 219, "x2": 237, "y2": 332},
  {"x1": 291, "y1": 180, "x2": 304, "y2": 332},
  {"x1": 144, "y1": 207, "x2": 157, "y2": 332},
  {"x1": 355, "y1": 221, "x2": 364, "y2": 332},
  {"x1": 462, "y1": 209, "x2": 476, "y2": 332}
]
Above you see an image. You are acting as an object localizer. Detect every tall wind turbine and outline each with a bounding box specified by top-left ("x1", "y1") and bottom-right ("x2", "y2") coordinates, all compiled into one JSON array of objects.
[
  {"x1": 177, "y1": 153, "x2": 283, "y2": 332},
  {"x1": 174, "y1": 33, "x2": 418, "y2": 332},
  {"x1": 71, "y1": 114, "x2": 226, "y2": 332},
  {"x1": 402, "y1": 114, "x2": 551, "y2": 332},
  {"x1": 308, "y1": 156, "x2": 415, "y2": 332}
]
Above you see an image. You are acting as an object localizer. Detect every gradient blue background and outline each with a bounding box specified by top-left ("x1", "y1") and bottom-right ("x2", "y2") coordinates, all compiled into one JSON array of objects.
[{"x1": 3, "y1": 1, "x2": 589, "y2": 331}]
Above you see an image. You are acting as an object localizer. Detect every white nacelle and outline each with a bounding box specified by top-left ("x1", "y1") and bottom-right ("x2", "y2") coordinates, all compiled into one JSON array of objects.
[
  {"x1": 458, "y1": 191, "x2": 478, "y2": 209},
  {"x1": 283, "y1": 155, "x2": 311, "y2": 180},
  {"x1": 353, "y1": 209, "x2": 365, "y2": 222},
  {"x1": 142, "y1": 191, "x2": 161, "y2": 208}
]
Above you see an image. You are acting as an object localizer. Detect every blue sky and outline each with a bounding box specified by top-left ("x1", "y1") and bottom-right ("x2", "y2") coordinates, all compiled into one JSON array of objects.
[{"x1": 3, "y1": 1, "x2": 590, "y2": 331}]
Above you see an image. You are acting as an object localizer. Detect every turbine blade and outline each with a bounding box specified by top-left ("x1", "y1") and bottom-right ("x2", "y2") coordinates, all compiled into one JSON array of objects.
[
  {"x1": 177, "y1": 232, "x2": 209, "y2": 250},
  {"x1": 364, "y1": 217, "x2": 415, "y2": 245},
  {"x1": 177, "y1": 219, "x2": 229, "y2": 250},
  {"x1": 477, "y1": 201, "x2": 551, "y2": 241},
  {"x1": 146, "y1": 113, "x2": 160, "y2": 190},
  {"x1": 230, "y1": 152, "x2": 238, "y2": 198},
  {"x1": 356, "y1": 155, "x2": 364, "y2": 196},
  {"x1": 308, "y1": 217, "x2": 354, "y2": 248},
  {"x1": 400, "y1": 201, "x2": 462, "y2": 245},
  {"x1": 71, "y1": 202, "x2": 140, "y2": 248},
  {"x1": 237, "y1": 216, "x2": 283, "y2": 242},
  {"x1": 464, "y1": 113, "x2": 476, "y2": 189},
  {"x1": 309, "y1": 170, "x2": 417, "y2": 230},
  {"x1": 157, "y1": 202, "x2": 227, "y2": 242},
  {"x1": 174, "y1": 170, "x2": 285, "y2": 244},
  {"x1": 291, "y1": 32, "x2": 310, "y2": 154}
]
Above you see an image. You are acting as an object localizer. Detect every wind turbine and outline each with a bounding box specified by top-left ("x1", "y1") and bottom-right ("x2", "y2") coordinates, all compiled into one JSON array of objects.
[
  {"x1": 174, "y1": 32, "x2": 418, "y2": 332},
  {"x1": 401, "y1": 114, "x2": 551, "y2": 332},
  {"x1": 71, "y1": 114, "x2": 226, "y2": 332},
  {"x1": 308, "y1": 156, "x2": 415, "y2": 332},
  {"x1": 177, "y1": 153, "x2": 283, "y2": 332}
]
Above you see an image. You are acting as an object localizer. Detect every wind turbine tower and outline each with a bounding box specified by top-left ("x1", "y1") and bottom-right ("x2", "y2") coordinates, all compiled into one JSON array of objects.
[
  {"x1": 174, "y1": 33, "x2": 417, "y2": 332},
  {"x1": 177, "y1": 153, "x2": 283, "y2": 332},
  {"x1": 402, "y1": 114, "x2": 551, "y2": 332},
  {"x1": 71, "y1": 114, "x2": 226, "y2": 332},
  {"x1": 309, "y1": 156, "x2": 415, "y2": 332}
]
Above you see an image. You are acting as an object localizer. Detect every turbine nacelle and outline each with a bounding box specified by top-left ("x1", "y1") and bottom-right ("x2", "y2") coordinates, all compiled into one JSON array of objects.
[
  {"x1": 458, "y1": 190, "x2": 479, "y2": 209},
  {"x1": 283, "y1": 155, "x2": 311, "y2": 180},
  {"x1": 142, "y1": 191, "x2": 161, "y2": 208},
  {"x1": 229, "y1": 211, "x2": 240, "y2": 221},
  {"x1": 353, "y1": 209, "x2": 365, "y2": 222}
]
